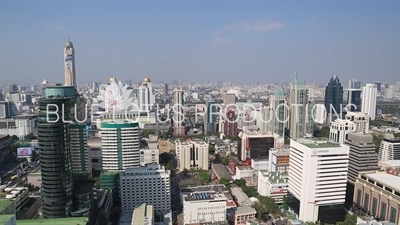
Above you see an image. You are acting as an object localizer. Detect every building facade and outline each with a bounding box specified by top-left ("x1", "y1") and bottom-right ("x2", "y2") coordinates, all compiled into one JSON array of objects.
[
  {"x1": 119, "y1": 164, "x2": 171, "y2": 214},
  {"x1": 324, "y1": 75, "x2": 344, "y2": 115},
  {"x1": 175, "y1": 139, "x2": 209, "y2": 171},
  {"x1": 361, "y1": 84, "x2": 378, "y2": 120},
  {"x1": 101, "y1": 121, "x2": 140, "y2": 170},
  {"x1": 288, "y1": 138, "x2": 350, "y2": 223},
  {"x1": 379, "y1": 138, "x2": 400, "y2": 161},
  {"x1": 329, "y1": 119, "x2": 355, "y2": 144}
]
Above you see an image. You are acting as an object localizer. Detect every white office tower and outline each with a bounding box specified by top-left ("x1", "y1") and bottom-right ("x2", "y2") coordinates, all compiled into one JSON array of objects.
[
  {"x1": 379, "y1": 138, "x2": 400, "y2": 161},
  {"x1": 173, "y1": 87, "x2": 185, "y2": 136},
  {"x1": 329, "y1": 119, "x2": 355, "y2": 144},
  {"x1": 101, "y1": 121, "x2": 140, "y2": 170},
  {"x1": 313, "y1": 104, "x2": 327, "y2": 124},
  {"x1": 175, "y1": 139, "x2": 209, "y2": 171},
  {"x1": 361, "y1": 84, "x2": 377, "y2": 120},
  {"x1": 288, "y1": 138, "x2": 350, "y2": 223},
  {"x1": 119, "y1": 164, "x2": 171, "y2": 213},
  {"x1": 137, "y1": 83, "x2": 151, "y2": 112},
  {"x1": 345, "y1": 112, "x2": 369, "y2": 133},
  {"x1": 139, "y1": 148, "x2": 159, "y2": 166},
  {"x1": 289, "y1": 72, "x2": 314, "y2": 139},
  {"x1": 64, "y1": 37, "x2": 76, "y2": 86}
]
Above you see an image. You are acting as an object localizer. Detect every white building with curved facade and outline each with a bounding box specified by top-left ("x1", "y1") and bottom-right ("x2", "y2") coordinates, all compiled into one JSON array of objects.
[{"x1": 101, "y1": 121, "x2": 140, "y2": 170}]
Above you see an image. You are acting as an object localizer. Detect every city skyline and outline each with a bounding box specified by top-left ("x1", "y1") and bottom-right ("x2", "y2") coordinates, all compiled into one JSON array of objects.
[{"x1": 1, "y1": 1, "x2": 399, "y2": 85}]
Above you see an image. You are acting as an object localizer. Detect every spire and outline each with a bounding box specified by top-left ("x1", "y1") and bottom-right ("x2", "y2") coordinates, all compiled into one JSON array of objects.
[
  {"x1": 68, "y1": 33, "x2": 70, "y2": 42},
  {"x1": 294, "y1": 71, "x2": 298, "y2": 79},
  {"x1": 280, "y1": 80, "x2": 284, "y2": 89}
]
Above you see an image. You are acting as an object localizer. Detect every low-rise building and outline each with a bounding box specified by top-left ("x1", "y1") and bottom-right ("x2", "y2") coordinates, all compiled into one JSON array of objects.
[
  {"x1": 140, "y1": 148, "x2": 159, "y2": 166},
  {"x1": 250, "y1": 159, "x2": 268, "y2": 172},
  {"x1": 233, "y1": 206, "x2": 256, "y2": 225},
  {"x1": 235, "y1": 166, "x2": 254, "y2": 180},
  {"x1": 230, "y1": 187, "x2": 252, "y2": 207},
  {"x1": 257, "y1": 171, "x2": 289, "y2": 204},
  {"x1": 353, "y1": 168, "x2": 400, "y2": 224},
  {"x1": 268, "y1": 148, "x2": 290, "y2": 172}
]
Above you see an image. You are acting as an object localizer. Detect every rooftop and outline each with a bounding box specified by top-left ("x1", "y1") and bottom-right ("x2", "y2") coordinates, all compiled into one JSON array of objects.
[
  {"x1": 212, "y1": 164, "x2": 233, "y2": 181},
  {"x1": 365, "y1": 172, "x2": 400, "y2": 191},
  {"x1": 16, "y1": 217, "x2": 88, "y2": 225},
  {"x1": 380, "y1": 160, "x2": 400, "y2": 168},
  {"x1": 231, "y1": 187, "x2": 252, "y2": 206},
  {"x1": 268, "y1": 172, "x2": 289, "y2": 184},
  {"x1": 0, "y1": 214, "x2": 14, "y2": 224},
  {"x1": 235, "y1": 206, "x2": 256, "y2": 215},
  {"x1": 100, "y1": 171, "x2": 121, "y2": 176},
  {"x1": 0, "y1": 200, "x2": 12, "y2": 213},
  {"x1": 295, "y1": 138, "x2": 341, "y2": 148},
  {"x1": 272, "y1": 148, "x2": 290, "y2": 156},
  {"x1": 236, "y1": 166, "x2": 253, "y2": 170}
]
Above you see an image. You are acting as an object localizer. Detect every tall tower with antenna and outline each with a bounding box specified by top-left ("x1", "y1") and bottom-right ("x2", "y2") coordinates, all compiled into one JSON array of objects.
[{"x1": 64, "y1": 35, "x2": 76, "y2": 86}]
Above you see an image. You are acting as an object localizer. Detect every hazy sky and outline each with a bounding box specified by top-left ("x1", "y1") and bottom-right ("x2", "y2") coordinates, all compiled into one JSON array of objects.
[{"x1": 1, "y1": 1, "x2": 399, "y2": 86}]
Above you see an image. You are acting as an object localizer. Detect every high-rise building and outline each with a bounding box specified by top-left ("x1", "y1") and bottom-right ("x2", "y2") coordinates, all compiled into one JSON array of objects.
[
  {"x1": 38, "y1": 85, "x2": 84, "y2": 218},
  {"x1": 64, "y1": 37, "x2": 76, "y2": 86},
  {"x1": 289, "y1": 72, "x2": 314, "y2": 139},
  {"x1": 138, "y1": 83, "x2": 151, "y2": 112},
  {"x1": 70, "y1": 124, "x2": 92, "y2": 179},
  {"x1": 374, "y1": 81, "x2": 382, "y2": 92},
  {"x1": 139, "y1": 148, "x2": 159, "y2": 166},
  {"x1": 384, "y1": 85, "x2": 396, "y2": 99},
  {"x1": 173, "y1": 87, "x2": 185, "y2": 136},
  {"x1": 238, "y1": 128, "x2": 279, "y2": 162},
  {"x1": 164, "y1": 83, "x2": 168, "y2": 96},
  {"x1": 119, "y1": 164, "x2": 171, "y2": 213},
  {"x1": 205, "y1": 98, "x2": 218, "y2": 133},
  {"x1": 379, "y1": 138, "x2": 400, "y2": 161},
  {"x1": 344, "y1": 133, "x2": 379, "y2": 184},
  {"x1": 345, "y1": 112, "x2": 369, "y2": 133},
  {"x1": 289, "y1": 138, "x2": 349, "y2": 223},
  {"x1": 361, "y1": 84, "x2": 378, "y2": 120},
  {"x1": 347, "y1": 89, "x2": 362, "y2": 112},
  {"x1": 100, "y1": 121, "x2": 140, "y2": 170},
  {"x1": 324, "y1": 75, "x2": 344, "y2": 115},
  {"x1": 222, "y1": 109, "x2": 238, "y2": 137},
  {"x1": 175, "y1": 139, "x2": 209, "y2": 171},
  {"x1": 268, "y1": 82, "x2": 288, "y2": 136},
  {"x1": 329, "y1": 119, "x2": 355, "y2": 144},
  {"x1": 348, "y1": 79, "x2": 361, "y2": 89},
  {"x1": 142, "y1": 77, "x2": 155, "y2": 106}
]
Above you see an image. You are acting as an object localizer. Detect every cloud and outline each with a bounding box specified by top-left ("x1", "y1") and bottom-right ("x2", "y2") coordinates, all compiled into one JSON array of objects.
[
  {"x1": 43, "y1": 23, "x2": 64, "y2": 30},
  {"x1": 214, "y1": 30, "x2": 222, "y2": 35},
  {"x1": 214, "y1": 38, "x2": 233, "y2": 45},
  {"x1": 225, "y1": 20, "x2": 283, "y2": 32}
]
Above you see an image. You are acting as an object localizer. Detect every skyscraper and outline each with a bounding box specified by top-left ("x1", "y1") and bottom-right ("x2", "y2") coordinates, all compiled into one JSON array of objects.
[
  {"x1": 164, "y1": 83, "x2": 168, "y2": 96},
  {"x1": 64, "y1": 37, "x2": 76, "y2": 86},
  {"x1": 205, "y1": 98, "x2": 218, "y2": 133},
  {"x1": 173, "y1": 87, "x2": 185, "y2": 136},
  {"x1": 374, "y1": 81, "x2": 382, "y2": 92},
  {"x1": 101, "y1": 121, "x2": 140, "y2": 170},
  {"x1": 324, "y1": 75, "x2": 343, "y2": 115},
  {"x1": 361, "y1": 84, "x2": 378, "y2": 120},
  {"x1": 138, "y1": 83, "x2": 151, "y2": 112},
  {"x1": 38, "y1": 86, "x2": 84, "y2": 218},
  {"x1": 347, "y1": 89, "x2": 362, "y2": 112},
  {"x1": 289, "y1": 72, "x2": 314, "y2": 139},
  {"x1": 348, "y1": 79, "x2": 361, "y2": 89},
  {"x1": 270, "y1": 82, "x2": 288, "y2": 136}
]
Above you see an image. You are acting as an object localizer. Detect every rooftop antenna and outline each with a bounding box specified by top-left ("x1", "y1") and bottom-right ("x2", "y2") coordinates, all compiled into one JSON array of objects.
[
  {"x1": 68, "y1": 33, "x2": 70, "y2": 42},
  {"x1": 294, "y1": 71, "x2": 298, "y2": 79}
]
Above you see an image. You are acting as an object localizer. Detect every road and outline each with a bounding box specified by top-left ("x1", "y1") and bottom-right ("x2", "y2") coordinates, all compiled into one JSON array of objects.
[{"x1": 170, "y1": 154, "x2": 183, "y2": 225}]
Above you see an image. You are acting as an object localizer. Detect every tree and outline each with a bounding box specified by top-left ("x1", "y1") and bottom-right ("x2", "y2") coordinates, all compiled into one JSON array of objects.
[
  {"x1": 372, "y1": 134, "x2": 384, "y2": 153},
  {"x1": 233, "y1": 179, "x2": 246, "y2": 187},
  {"x1": 10, "y1": 135, "x2": 19, "y2": 143},
  {"x1": 198, "y1": 171, "x2": 211, "y2": 184},
  {"x1": 164, "y1": 161, "x2": 173, "y2": 170},
  {"x1": 252, "y1": 201, "x2": 266, "y2": 220},
  {"x1": 24, "y1": 133, "x2": 36, "y2": 141},
  {"x1": 209, "y1": 145, "x2": 215, "y2": 155},
  {"x1": 221, "y1": 156, "x2": 229, "y2": 165},
  {"x1": 258, "y1": 196, "x2": 280, "y2": 216},
  {"x1": 141, "y1": 129, "x2": 154, "y2": 138},
  {"x1": 182, "y1": 168, "x2": 189, "y2": 175},
  {"x1": 336, "y1": 214, "x2": 357, "y2": 225},
  {"x1": 219, "y1": 178, "x2": 230, "y2": 187},
  {"x1": 159, "y1": 152, "x2": 172, "y2": 164},
  {"x1": 282, "y1": 195, "x2": 288, "y2": 210}
]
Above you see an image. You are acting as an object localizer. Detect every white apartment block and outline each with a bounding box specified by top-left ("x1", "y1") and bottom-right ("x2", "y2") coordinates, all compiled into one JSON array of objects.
[
  {"x1": 329, "y1": 119, "x2": 355, "y2": 144},
  {"x1": 251, "y1": 159, "x2": 268, "y2": 171},
  {"x1": 182, "y1": 192, "x2": 227, "y2": 224},
  {"x1": 345, "y1": 112, "x2": 369, "y2": 133},
  {"x1": 101, "y1": 121, "x2": 140, "y2": 170},
  {"x1": 140, "y1": 148, "x2": 159, "y2": 166},
  {"x1": 361, "y1": 84, "x2": 378, "y2": 120},
  {"x1": 235, "y1": 166, "x2": 254, "y2": 180},
  {"x1": 175, "y1": 139, "x2": 209, "y2": 172},
  {"x1": 379, "y1": 138, "x2": 400, "y2": 161},
  {"x1": 119, "y1": 163, "x2": 171, "y2": 214},
  {"x1": 0, "y1": 116, "x2": 37, "y2": 139},
  {"x1": 289, "y1": 138, "x2": 350, "y2": 222},
  {"x1": 257, "y1": 171, "x2": 289, "y2": 204}
]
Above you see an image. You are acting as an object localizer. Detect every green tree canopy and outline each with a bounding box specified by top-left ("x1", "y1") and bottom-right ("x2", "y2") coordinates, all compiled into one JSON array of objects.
[
  {"x1": 10, "y1": 135, "x2": 19, "y2": 143},
  {"x1": 258, "y1": 196, "x2": 280, "y2": 216},
  {"x1": 221, "y1": 156, "x2": 229, "y2": 165},
  {"x1": 24, "y1": 133, "x2": 36, "y2": 141},
  {"x1": 252, "y1": 201, "x2": 266, "y2": 220},
  {"x1": 182, "y1": 168, "x2": 190, "y2": 174},
  {"x1": 198, "y1": 171, "x2": 211, "y2": 184},
  {"x1": 336, "y1": 214, "x2": 357, "y2": 225},
  {"x1": 209, "y1": 145, "x2": 215, "y2": 154},
  {"x1": 219, "y1": 178, "x2": 230, "y2": 187}
]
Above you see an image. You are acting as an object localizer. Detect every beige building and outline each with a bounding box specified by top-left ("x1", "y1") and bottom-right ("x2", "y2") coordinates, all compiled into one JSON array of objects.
[
  {"x1": 175, "y1": 139, "x2": 209, "y2": 171},
  {"x1": 233, "y1": 206, "x2": 256, "y2": 225},
  {"x1": 353, "y1": 168, "x2": 400, "y2": 224}
]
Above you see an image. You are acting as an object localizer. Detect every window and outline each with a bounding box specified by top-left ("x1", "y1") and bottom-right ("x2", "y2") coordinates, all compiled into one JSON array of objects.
[
  {"x1": 92, "y1": 159, "x2": 99, "y2": 162},
  {"x1": 380, "y1": 202, "x2": 387, "y2": 219},
  {"x1": 372, "y1": 198, "x2": 377, "y2": 216},
  {"x1": 364, "y1": 193, "x2": 369, "y2": 209},
  {"x1": 356, "y1": 189, "x2": 362, "y2": 205},
  {"x1": 389, "y1": 207, "x2": 397, "y2": 223}
]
